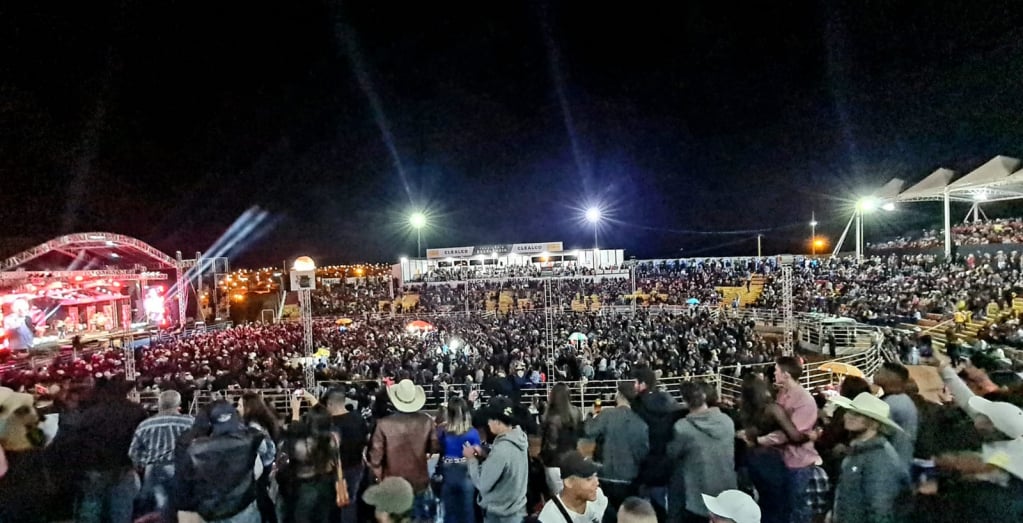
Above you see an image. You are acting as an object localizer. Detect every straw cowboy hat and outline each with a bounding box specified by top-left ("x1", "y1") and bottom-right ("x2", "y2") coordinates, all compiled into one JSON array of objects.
[
  {"x1": 387, "y1": 379, "x2": 426, "y2": 413},
  {"x1": 829, "y1": 392, "x2": 903, "y2": 432}
]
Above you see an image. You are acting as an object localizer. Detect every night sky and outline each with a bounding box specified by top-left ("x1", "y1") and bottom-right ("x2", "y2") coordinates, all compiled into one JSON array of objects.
[{"x1": 4, "y1": 1, "x2": 1023, "y2": 266}]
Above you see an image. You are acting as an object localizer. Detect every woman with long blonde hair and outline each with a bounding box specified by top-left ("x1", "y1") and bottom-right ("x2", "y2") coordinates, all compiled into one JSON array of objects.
[{"x1": 437, "y1": 397, "x2": 481, "y2": 522}]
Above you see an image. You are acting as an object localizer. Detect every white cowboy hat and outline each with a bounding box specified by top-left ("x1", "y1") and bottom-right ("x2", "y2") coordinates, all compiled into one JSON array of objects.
[
  {"x1": 969, "y1": 396, "x2": 1023, "y2": 439},
  {"x1": 829, "y1": 392, "x2": 903, "y2": 432},
  {"x1": 387, "y1": 379, "x2": 426, "y2": 413},
  {"x1": 702, "y1": 490, "x2": 761, "y2": 523}
]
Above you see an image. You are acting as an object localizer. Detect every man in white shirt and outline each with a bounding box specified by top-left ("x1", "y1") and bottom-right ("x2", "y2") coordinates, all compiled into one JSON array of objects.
[{"x1": 538, "y1": 450, "x2": 609, "y2": 523}]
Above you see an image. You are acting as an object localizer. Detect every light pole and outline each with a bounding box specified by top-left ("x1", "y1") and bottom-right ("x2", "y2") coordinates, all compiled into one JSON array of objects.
[
  {"x1": 855, "y1": 197, "x2": 893, "y2": 262},
  {"x1": 291, "y1": 256, "x2": 317, "y2": 389},
  {"x1": 810, "y1": 212, "x2": 818, "y2": 256},
  {"x1": 410, "y1": 212, "x2": 426, "y2": 258},
  {"x1": 585, "y1": 207, "x2": 601, "y2": 270}
]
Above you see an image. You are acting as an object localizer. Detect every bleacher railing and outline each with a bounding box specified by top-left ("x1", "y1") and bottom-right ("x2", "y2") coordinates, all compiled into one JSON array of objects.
[{"x1": 175, "y1": 344, "x2": 880, "y2": 417}]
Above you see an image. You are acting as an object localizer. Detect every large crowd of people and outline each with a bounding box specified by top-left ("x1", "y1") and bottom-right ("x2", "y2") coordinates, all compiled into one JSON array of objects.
[
  {"x1": 868, "y1": 217, "x2": 1023, "y2": 251},
  {"x1": 0, "y1": 308, "x2": 779, "y2": 401},
  {"x1": 755, "y1": 251, "x2": 1023, "y2": 325},
  {"x1": 6, "y1": 239, "x2": 1023, "y2": 522},
  {"x1": 3, "y1": 355, "x2": 1022, "y2": 523}
]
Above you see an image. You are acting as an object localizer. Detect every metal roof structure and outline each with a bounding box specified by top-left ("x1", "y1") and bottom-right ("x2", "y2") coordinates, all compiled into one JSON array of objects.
[
  {"x1": 893, "y1": 155, "x2": 1023, "y2": 203},
  {"x1": 870, "y1": 155, "x2": 1023, "y2": 257}
]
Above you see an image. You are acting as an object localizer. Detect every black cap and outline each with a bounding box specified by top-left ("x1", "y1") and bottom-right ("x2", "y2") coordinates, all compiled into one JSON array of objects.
[
  {"x1": 483, "y1": 396, "x2": 520, "y2": 426},
  {"x1": 209, "y1": 400, "x2": 245, "y2": 436},
  {"x1": 559, "y1": 450, "x2": 602, "y2": 479}
]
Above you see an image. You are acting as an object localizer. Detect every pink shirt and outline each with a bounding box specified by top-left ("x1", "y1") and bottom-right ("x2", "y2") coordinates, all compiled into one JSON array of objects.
[{"x1": 759, "y1": 383, "x2": 821, "y2": 469}]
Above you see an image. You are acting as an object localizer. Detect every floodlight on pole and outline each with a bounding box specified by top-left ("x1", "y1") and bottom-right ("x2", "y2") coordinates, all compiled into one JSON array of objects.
[
  {"x1": 585, "y1": 207, "x2": 601, "y2": 269},
  {"x1": 856, "y1": 196, "x2": 880, "y2": 213},
  {"x1": 291, "y1": 256, "x2": 317, "y2": 389},
  {"x1": 810, "y1": 212, "x2": 818, "y2": 256},
  {"x1": 410, "y1": 212, "x2": 427, "y2": 258}
]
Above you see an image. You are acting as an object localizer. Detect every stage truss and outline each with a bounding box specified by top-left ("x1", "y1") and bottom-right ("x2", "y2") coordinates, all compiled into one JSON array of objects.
[{"x1": 1, "y1": 232, "x2": 190, "y2": 328}]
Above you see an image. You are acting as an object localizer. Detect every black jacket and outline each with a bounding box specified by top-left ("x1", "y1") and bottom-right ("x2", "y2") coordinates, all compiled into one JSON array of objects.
[
  {"x1": 632, "y1": 388, "x2": 681, "y2": 486},
  {"x1": 177, "y1": 429, "x2": 262, "y2": 520}
]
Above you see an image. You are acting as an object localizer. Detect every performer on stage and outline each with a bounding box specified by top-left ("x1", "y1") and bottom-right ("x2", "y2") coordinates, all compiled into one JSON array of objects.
[{"x1": 3, "y1": 299, "x2": 35, "y2": 350}]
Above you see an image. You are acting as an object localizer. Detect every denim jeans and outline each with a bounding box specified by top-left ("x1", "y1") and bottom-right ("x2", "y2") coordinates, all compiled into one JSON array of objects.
[
  {"x1": 745, "y1": 449, "x2": 789, "y2": 523},
  {"x1": 75, "y1": 468, "x2": 140, "y2": 523},
  {"x1": 441, "y1": 463, "x2": 475, "y2": 523},
  {"x1": 483, "y1": 512, "x2": 524, "y2": 523},
  {"x1": 139, "y1": 464, "x2": 176, "y2": 523},
  {"x1": 788, "y1": 466, "x2": 815, "y2": 523},
  {"x1": 412, "y1": 489, "x2": 437, "y2": 522}
]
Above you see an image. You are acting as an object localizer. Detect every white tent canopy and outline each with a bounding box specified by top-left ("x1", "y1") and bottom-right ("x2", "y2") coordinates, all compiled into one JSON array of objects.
[{"x1": 876, "y1": 155, "x2": 1023, "y2": 257}]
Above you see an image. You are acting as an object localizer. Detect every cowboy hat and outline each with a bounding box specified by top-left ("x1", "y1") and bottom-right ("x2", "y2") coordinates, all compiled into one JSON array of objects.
[
  {"x1": 702, "y1": 490, "x2": 761, "y2": 523},
  {"x1": 387, "y1": 379, "x2": 426, "y2": 413},
  {"x1": 829, "y1": 392, "x2": 903, "y2": 432},
  {"x1": 969, "y1": 396, "x2": 1023, "y2": 439}
]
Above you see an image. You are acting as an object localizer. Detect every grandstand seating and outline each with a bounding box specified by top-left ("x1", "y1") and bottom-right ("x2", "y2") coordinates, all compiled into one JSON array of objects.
[{"x1": 716, "y1": 274, "x2": 766, "y2": 308}]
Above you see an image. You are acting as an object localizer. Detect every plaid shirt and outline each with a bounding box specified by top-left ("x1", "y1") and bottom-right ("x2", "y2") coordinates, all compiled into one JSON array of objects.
[
  {"x1": 129, "y1": 413, "x2": 194, "y2": 466},
  {"x1": 806, "y1": 465, "x2": 831, "y2": 515}
]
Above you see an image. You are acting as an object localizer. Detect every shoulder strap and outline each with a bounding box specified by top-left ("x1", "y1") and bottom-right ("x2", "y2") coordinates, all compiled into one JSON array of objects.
[{"x1": 551, "y1": 495, "x2": 576, "y2": 523}]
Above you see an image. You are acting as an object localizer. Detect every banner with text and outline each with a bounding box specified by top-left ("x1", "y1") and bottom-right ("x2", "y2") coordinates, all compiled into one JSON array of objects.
[
  {"x1": 426, "y1": 246, "x2": 475, "y2": 259},
  {"x1": 427, "y1": 242, "x2": 563, "y2": 259}
]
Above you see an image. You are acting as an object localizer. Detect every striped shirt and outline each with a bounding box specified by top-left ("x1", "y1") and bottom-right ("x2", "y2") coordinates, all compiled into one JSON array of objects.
[{"x1": 129, "y1": 414, "x2": 195, "y2": 466}]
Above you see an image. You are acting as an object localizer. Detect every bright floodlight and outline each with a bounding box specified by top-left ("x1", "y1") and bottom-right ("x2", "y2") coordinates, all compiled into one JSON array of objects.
[
  {"x1": 856, "y1": 197, "x2": 880, "y2": 213},
  {"x1": 881, "y1": 202, "x2": 896, "y2": 212},
  {"x1": 809, "y1": 219, "x2": 818, "y2": 227},
  {"x1": 409, "y1": 212, "x2": 426, "y2": 229},
  {"x1": 292, "y1": 256, "x2": 316, "y2": 271},
  {"x1": 585, "y1": 207, "x2": 602, "y2": 223},
  {"x1": 973, "y1": 192, "x2": 988, "y2": 201}
]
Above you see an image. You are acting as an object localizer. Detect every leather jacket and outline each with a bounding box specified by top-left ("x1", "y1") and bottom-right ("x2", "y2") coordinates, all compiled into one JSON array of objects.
[{"x1": 368, "y1": 412, "x2": 439, "y2": 492}]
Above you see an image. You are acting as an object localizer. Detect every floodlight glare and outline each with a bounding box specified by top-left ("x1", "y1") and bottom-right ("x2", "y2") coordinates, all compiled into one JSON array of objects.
[
  {"x1": 585, "y1": 207, "x2": 602, "y2": 223},
  {"x1": 973, "y1": 192, "x2": 988, "y2": 201},
  {"x1": 409, "y1": 212, "x2": 426, "y2": 229},
  {"x1": 856, "y1": 197, "x2": 880, "y2": 213},
  {"x1": 881, "y1": 202, "x2": 896, "y2": 212},
  {"x1": 809, "y1": 220, "x2": 818, "y2": 227}
]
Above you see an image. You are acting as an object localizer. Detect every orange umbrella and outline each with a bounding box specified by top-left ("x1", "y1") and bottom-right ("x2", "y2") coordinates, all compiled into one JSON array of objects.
[
  {"x1": 406, "y1": 320, "x2": 434, "y2": 331},
  {"x1": 336, "y1": 318, "x2": 353, "y2": 325},
  {"x1": 818, "y1": 362, "x2": 864, "y2": 378}
]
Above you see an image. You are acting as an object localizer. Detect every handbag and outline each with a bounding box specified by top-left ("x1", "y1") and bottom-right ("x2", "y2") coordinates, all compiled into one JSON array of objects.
[{"x1": 333, "y1": 433, "x2": 350, "y2": 508}]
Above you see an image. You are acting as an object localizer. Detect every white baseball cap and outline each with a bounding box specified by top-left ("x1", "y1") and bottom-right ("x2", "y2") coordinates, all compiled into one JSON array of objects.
[
  {"x1": 702, "y1": 490, "x2": 761, "y2": 523},
  {"x1": 969, "y1": 396, "x2": 1023, "y2": 439}
]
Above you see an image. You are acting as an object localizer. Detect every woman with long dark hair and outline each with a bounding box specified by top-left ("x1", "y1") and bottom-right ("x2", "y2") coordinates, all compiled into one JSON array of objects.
[
  {"x1": 437, "y1": 397, "x2": 481, "y2": 522},
  {"x1": 238, "y1": 393, "x2": 280, "y2": 523},
  {"x1": 737, "y1": 373, "x2": 812, "y2": 523},
  {"x1": 540, "y1": 383, "x2": 581, "y2": 495},
  {"x1": 277, "y1": 407, "x2": 338, "y2": 523}
]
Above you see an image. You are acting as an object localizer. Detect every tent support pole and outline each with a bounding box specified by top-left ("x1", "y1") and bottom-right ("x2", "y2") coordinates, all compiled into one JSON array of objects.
[
  {"x1": 943, "y1": 190, "x2": 952, "y2": 259},
  {"x1": 832, "y1": 212, "x2": 855, "y2": 258}
]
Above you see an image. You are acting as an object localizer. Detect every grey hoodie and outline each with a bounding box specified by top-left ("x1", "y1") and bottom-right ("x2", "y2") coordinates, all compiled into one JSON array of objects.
[
  {"x1": 667, "y1": 407, "x2": 737, "y2": 516},
  {"x1": 468, "y1": 426, "x2": 528, "y2": 517}
]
